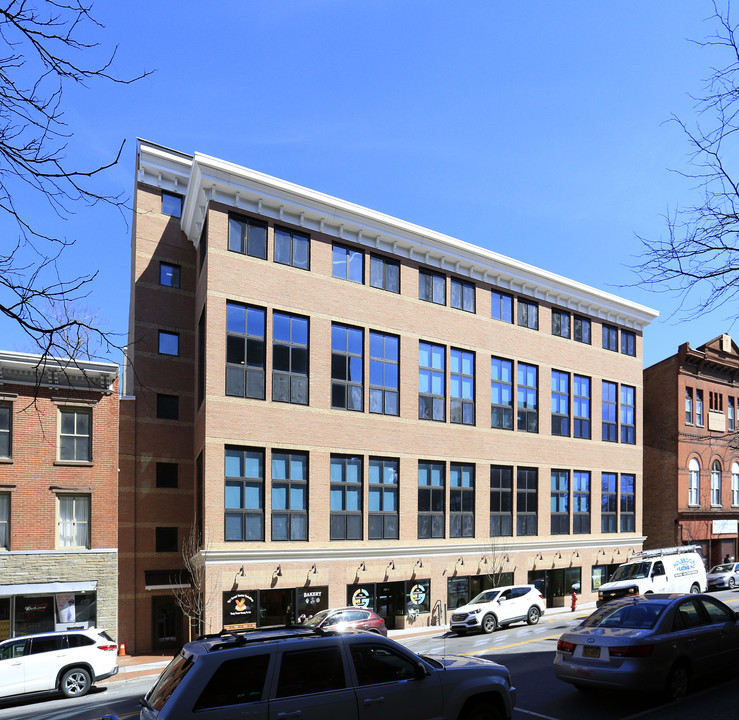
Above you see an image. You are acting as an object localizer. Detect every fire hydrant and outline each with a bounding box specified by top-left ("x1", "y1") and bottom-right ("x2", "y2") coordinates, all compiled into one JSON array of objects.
[{"x1": 571, "y1": 591, "x2": 578, "y2": 612}]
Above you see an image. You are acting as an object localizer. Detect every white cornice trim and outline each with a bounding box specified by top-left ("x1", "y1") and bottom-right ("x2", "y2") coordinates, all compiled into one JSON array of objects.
[{"x1": 137, "y1": 139, "x2": 658, "y2": 330}]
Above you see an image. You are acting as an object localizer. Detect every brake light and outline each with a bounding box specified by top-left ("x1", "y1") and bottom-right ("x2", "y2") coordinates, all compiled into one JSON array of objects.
[
  {"x1": 557, "y1": 639, "x2": 576, "y2": 653},
  {"x1": 608, "y1": 644, "x2": 653, "y2": 658},
  {"x1": 98, "y1": 644, "x2": 118, "y2": 652}
]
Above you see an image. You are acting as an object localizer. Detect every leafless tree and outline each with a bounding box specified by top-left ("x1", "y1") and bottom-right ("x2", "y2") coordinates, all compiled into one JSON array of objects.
[
  {"x1": 0, "y1": 1, "x2": 149, "y2": 359},
  {"x1": 172, "y1": 525, "x2": 218, "y2": 642},
  {"x1": 483, "y1": 535, "x2": 513, "y2": 588},
  {"x1": 632, "y1": 1, "x2": 739, "y2": 321}
]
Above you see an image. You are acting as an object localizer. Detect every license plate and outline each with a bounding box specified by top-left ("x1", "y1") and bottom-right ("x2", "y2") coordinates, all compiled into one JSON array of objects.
[{"x1": 583, "y1": 646, "x2": 601, "y2": 659}]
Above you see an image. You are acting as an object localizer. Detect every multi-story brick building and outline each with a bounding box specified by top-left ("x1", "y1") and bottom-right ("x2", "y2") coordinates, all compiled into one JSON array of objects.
[
  {"x1": 0, "y1": 351, "x2": 119, "y2": 640},
  {"x1": 644, "y1": 334, "x2": 739, "y2": 565},
  {"x1": 120, "y1": 140, "x2": 657, "y2": 653}
]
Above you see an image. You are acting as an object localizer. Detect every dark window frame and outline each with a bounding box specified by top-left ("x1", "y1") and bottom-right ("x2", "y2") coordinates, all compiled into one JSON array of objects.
[
  {"x1": 573, "y1": 375, "x2": 591, "y2": 439},
  {"x1": 573, "y1": 315, "x2": 591, "y2": 344},
  {"x1": 156, "y1": 462, "x2": 178, "y2": 489},
  {"x1": 225, "y1": 447, "x2": 265, "y2": 542},
  {"x1": 602, "y1": 381, "x2": 617, "y2": 442},
  {"x1": 450, "y1": 463, "x2": 474, "y2": 538},
  {"x1": 226, "y1": 302, "x2": 266, "y2": 399},
  {"x1": 552, "y1": 310, "x2": 571, "y2": 338},
  {"x1": 551, "y1": 370, "x2": 570, "y2": 437},
  {"x1": 159, "y1": 261, "x2": 181, "y2": 288},
  {"x1": 368, "y1": 457, "x2": 399, "y2": 540},
  {"x1": 450, "y1": 278, "x2": 475, "y2": 313},
  {"x1": 158, "y1": 330, "x2": 179, "y2": 356},
  {"x1": 418, "y1": 461, "x2": 445, "y2": 539},
  {"x1": 517, "y1": 300, "x2": 538, "y2": 330},
  {"x1": 516, "y1": 467, "x2": 538, "y2": 536},
  {"x1": 59, "y1": 407, "x2": 92, "y2": 461},
  {"x1": 602, "y1": 324, "x2": 618, "y2": 352},
  {"x1": 550, "y1": 469, "x2": 569, "y2": 535},
  {"x1": 369, "y1": 254, "x2": 400, "y2": 293},
  {"x1": 620, "y1": 385, "x2": 636, "y2": 444},
  {"x1": 272, "y1": 312, "x2": 309, "y2": 405},
  {"x1": 330, "y1": 455, "x2": 363, "y2": 540},
  {"x1": 573, "y1": 470, "x2": 590, "y2": 534},
  {"x1": 156, "y1": 393, "x2": 179, "y2": 420},
  {"x1": 271, "y1": 451, "x2": 308, "y2": 541},
  {"x1": 331, "y1": 324, "x2": 364, "y2": 412},
  {"x1": 621, "y1": 330, "x2": 636, "y2": 357},
  {"x1": 450, "y1": 348, "x2": 474, "y2": 425},
  {"x1": 274, "y1": 226, "x2": 310, "y2": 270},
  {"x1": 491, "y1": 290, "x2": 513, "y2": 323},
  {"x1": 0, "y1": 401, "x2": 11, "y2": 459},
  {"x1": 161, "y1": 191, "x2": 182, "y2": 218},
  {"x1": 155, "y1": 527, "x2": 179, "y2": 553},
  {"x1": 517, "y1": 362, "x2": 538, "y2": 433},
  {"x1": 490, "y1": 465, "x2": 513, "y2": 536},
  {"x1": 368, "y1": 331, "x2": 399, "y2": 416},
  {"x1": 419, "y1": 341, "x2": 446, "y2": 422},
  {"x1": 419, "y1": 270, "x2": 446, "y2": 305},
  {"x1": 491, "y1": 357, "x2": 513, "y2": 430},
  {"x1": 332, "y1": 243, "x2": 364, "y2": 284},
  {"x1": 601, "y1": 472, "x2": 617, "y2": 533},
  {"x1": 228, "y1": 214, "x2": 268, "y2": 260},
  {"x1": 620, "y1": 474, "x2": 635, "y2": 532}
]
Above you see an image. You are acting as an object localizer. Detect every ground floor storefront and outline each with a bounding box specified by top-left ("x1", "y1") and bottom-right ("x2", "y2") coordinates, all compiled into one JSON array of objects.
[{"x1": 677, "y1": 516, "x2": 738, "y2": 568}]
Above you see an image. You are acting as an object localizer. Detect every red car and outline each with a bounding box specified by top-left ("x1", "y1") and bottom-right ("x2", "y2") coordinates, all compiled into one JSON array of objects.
[{"x1": 301, "y1": 607, "x2": 387, "y2": 636}]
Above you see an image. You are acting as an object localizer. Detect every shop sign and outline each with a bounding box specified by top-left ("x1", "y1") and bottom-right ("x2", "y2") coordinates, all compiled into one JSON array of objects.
[
  {"x1": 713, "y1": 519, "x2": 738, "y2": 535},
  {"x1": 223, "y1": 591, "x2": 257, "y2": 630},
  {"x1": 351, "y1": 587, "x2": 372, "y2": 608}
]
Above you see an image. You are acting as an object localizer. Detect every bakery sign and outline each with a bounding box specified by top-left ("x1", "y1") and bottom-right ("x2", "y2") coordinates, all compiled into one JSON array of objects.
[{"x1": 223, "y1": 591, "x2": 257, "y2": 630}]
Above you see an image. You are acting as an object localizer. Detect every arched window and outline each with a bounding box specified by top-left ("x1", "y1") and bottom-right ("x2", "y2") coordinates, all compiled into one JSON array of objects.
[
  {"x1": 688, "y1": 459, "x2": 700, "y2": 506},
  {"x1": 732, "y1": 462, "x2": 739, "y2": 506},
  {"x1": 711, "y1": 460, "x2": 722, "y2": 506}
]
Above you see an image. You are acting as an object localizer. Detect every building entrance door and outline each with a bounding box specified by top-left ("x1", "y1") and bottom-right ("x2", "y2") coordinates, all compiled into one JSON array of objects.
[{"x1": 151, "y1": 596, "x2": 182, "y2": 652}]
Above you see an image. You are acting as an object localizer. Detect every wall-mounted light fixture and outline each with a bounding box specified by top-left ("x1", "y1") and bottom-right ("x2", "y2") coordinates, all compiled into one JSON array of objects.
[
  {"x1": 273, "y1": 565, "x2": 282, "y2": 577},
  {"x1": 357, "y1": 561, "x2": 366, "y2": 573},
  {"x1": 309, "y1": 563, "x2": 317, "y2": 574},
  {"x1": 386, "y1": 560, "x2": 395, "y2": 571},
  {"x1": 414, "y1": 559, "x2": 423, "y2": 569},
  {"x1": 536, "y1": 553, "x2": 543, "y2": 560},
  {"x1": 456, "y1": 557, "x2": 464, "y2": 567}
]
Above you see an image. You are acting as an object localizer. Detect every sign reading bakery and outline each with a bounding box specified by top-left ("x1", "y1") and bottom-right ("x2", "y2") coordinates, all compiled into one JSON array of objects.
[{"x1": 222, "y1": 591, "x2": 257, "y2": 630}]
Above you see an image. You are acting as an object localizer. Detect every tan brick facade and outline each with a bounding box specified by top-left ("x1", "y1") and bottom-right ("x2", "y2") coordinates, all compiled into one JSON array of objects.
[{"x1": 120, "y1": 141, "x2": 657, "y2": 650}]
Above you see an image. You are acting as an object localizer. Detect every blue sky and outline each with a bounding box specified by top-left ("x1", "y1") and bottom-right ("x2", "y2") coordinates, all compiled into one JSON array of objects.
[{"x1": 3, "y1": 1, "x2": 734, "y2": 367}]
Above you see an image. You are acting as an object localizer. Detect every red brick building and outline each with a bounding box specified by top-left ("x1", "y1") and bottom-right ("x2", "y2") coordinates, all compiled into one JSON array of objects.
[
  {"x1": 0, "y1": 351, "x2": 119, "y2": 640},
  {"x1": 644, "y1": 334, "x2": 739, "y2": 565},
  {"x1": 120, "y1": 140, "x2": 657, "y2": 653}
]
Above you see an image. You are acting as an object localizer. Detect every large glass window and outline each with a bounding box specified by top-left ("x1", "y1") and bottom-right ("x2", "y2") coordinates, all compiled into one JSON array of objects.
[
  {"x1": 601, "y1": 473, "x2": 617, "y2": 533},
  {"x1": 729, "y1": 397, "x2": 736, "y2": 431},
  {"x1": 418, "y1": 461, "x2": 445, "y2": 538},
  {"x1": 551, "y1": 370, "x2": 569, "y2": 437},
  {"x1": 59, "y1": 408, "x2": 91, "y2": 461},
  {"x1": 450, "y1": 349, "x2": 474, "y2": 425},
  {"x1": 226, "y1": 303, "x2": 266, "y2": 399},
  {"x1": 711, "y1": 460, "x2": 722, "y2": 506},
  {"x1": 450, "y1": 463, "x2": 474, "y2": 538},
  {"x1": 419, "y1": 270, "x2": 445, "y2": 304},
  {"x1": 620, "y1": 474, "x2": 635, "y2": 531},
  {"x1": 274, "y1": 227, "x2": 309, "y2": 269},
  {"x1": 573, "y1": 471, "x2": 590, "y2": 534},
  {"x1": 0, "y1": 493, "x2": 9, "y2": 550},
  {"x1": 451, "y1": 279, "x2": 475, "y2": 312},
  {"x1": 368, "y1": 458, "x2": 398, "y2": 540},
  {"x1": 156, "y1": 394, "x2": 179, "y2": 420},
  {"x1": 517, "y1": 363, "x2": 538, "y2": 432},
  {"x1": 552, "y1": 310, "x2": 570, "y2": 338},
  {"x1": 0, "y1": 402, "x2": 10, "y2": 458},
  {"x1": 491, "y1": 290, "x2": 513, "y2": 322},
  {"x1": 551, "y1": 470, "x2": 569, "y2": 535},
  {"x1": 517, "y1": 300, "x2": 538, "y2": 329},
  {"x1": 272, "y1": 452, "x2": 308, "y2": 541},
  {"x1": 696, "y1": 389, "x2": 704, "y2": 426},
  {"x1": 272, "y1": 312, "x2": 309, "y2": 405},
  {"x1": 602, "y1": 324, "x2": 618, "y2": 351},
  {"x1": 419, "y1": 342, "x2": 445, "y2": 421},
  {"x1": 229, "y1": 215, "x2": 267, "y2": 259},
  {"x1": 602, "y1": 381, "x2": 618, "y2": 442},
  {"x1": 573, "y1": 316, "x2": 591, "y2": 344},
  {"x1": 516, "y1": 467, "x2": 537, "y2": 536},
  {"x1": 161, "y1": 191, "x2": 182, "y2": 217},
  {"x1": 331, "y1": 324, "x2": 364, "y2": 411},
  {"x1": 620, "y1": 385, "x2": 635, "y2": 444},
  {"x1": 369, "y1": 255, "x2": 399, "y2": 293},
  {"x1": 332, "y1": 244, "x2": 364, "y2": 283},
  {"x1": 688, "y1": 458, "x2": 700, "y2": 506},
  {"x1": 330, "y1": 456, "x2": 363, "y2": 540},
  {"x1": 225, "y1": 448, "x2": 264, "y2": 541},
  {"x1": 732, "y1": 462, "x2": 739, "y2": 506},
  {"x1": 58, "y1": 494, "x2": 90, "y2": 548},
  {"x1": 685, "y1": 388, "x2": 694, "y2": 424},
  {"x1": 159, "y1": 261, "x2": 181, "y2": 288},
  {"x1": 491, "y1": 357, "x2": 513, "y2": 430},
  {"x1": 573, "y1": 375, "x2": 591, "y2": 439},
  {"x1": 621, "y1": 330, "x2": 636, "y2": 356},
  {"x1": 490, "y1": 466, "x2": 513, "y2": 536},
  {"x1": 369, "y1": 332, "x2": 399, "y2": 415}
]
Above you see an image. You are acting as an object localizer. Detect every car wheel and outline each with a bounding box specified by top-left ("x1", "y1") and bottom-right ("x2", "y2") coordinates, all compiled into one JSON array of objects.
[
  {"x1": 461, "y1": 700, "x2": 504, "y2": 720},
  {"x1": 482, "y1": 614, "x2": 497, "y2": 633},
  {"x1": 689, "y1": 583, "x2": 700, "y2": 594},
  {"x1": 729, "y1": 577, "x2": 736, "y2": 589},
  {"x1": 665, "y1": 662, "x2": 690, "y2": 700},
  {"x1": 526, "y1": 606, "x2": 541, "y2": 625},
  {"x1": 60, "y1": 667, "x2": 92, "y2": 698}
]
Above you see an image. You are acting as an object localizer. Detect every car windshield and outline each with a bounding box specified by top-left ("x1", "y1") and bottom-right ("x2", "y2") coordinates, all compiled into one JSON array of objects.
[
  {"x1": 710, "y1": 564, "x2": 733, "y2": 573},
  {"x1": 582, "y1": 602, "x2": 665, "y2": 630},
  {"x1": 302, "y1": 609, "x2": 333, "y2": 627},
  {"x1": 610, "y1": 562, "x2": 651, "y2": 581},
  {"x1": 469, "y1": 590, "x2": 500, "y2": 604}
]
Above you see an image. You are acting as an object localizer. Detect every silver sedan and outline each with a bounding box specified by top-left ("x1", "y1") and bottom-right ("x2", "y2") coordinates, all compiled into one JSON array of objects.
[{"x1": 553, "y1": 594, "x2": 739, "y2": 699}]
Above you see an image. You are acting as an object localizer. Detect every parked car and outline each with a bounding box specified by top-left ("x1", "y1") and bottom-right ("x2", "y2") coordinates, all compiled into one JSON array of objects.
[
  {"x1": 104, "y1": 626, "x2": 516, "y2": 720},
  {"x1": 0, "y1": 628, "x2": 118, "y2": 700},
  {"x1": 451, "y1": 584, "x2": 545, "y2": 635},
  {"x1": 706, "y1": 562, "x2": 739, "y2": 589},
  {"x1": 300, "y1": 606, "x2": 387, "y2": 636},
  {"x1": 553, "y1": 593, "x2": 739, "y2": 699}
]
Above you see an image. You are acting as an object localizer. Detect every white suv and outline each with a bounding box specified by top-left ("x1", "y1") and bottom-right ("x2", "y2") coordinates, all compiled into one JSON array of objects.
[
  {"x1": 451, "y1": 584, "x2": 546, "y2": 634},
  {"x1": 0, "y1": 628, "x2": 118, "y2": 699},
  {"x1": 104, "y1": 626, "x2": 516, "y2": 720}
]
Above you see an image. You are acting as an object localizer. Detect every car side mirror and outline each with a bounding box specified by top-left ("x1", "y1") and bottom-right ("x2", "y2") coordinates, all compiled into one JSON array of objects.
[{"x1": 414, "y1": 662, "x2": 430, "y2": 680}]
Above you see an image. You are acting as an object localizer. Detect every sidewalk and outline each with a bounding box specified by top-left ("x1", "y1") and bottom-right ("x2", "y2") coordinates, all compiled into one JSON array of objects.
[{"x1": 102, "y1": 601, "x2": 597, "y2": 685}]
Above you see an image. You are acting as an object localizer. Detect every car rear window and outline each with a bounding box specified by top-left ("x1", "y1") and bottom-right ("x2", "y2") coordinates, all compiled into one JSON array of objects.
[
  {"x1": 145, "y1": 652, "x2": 194, "y2": 711},
  {"x1": 193, "y1": 654, "x2": 270, "y2": 710},
  {"x1": 67, "y1": 634, "x2": 95, "y2": 647},
  {"x1": 584, "y1": 603, "x2": 665, "y2": 629}
]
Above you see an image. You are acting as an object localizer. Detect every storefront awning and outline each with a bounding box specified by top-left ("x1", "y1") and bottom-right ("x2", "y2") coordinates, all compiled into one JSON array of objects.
[{"x1": 0, "y1": 581, "x2": 97, "y2": 597}]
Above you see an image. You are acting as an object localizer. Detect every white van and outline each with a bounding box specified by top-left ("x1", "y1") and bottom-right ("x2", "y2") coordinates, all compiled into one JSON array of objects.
[{"x1": 597, "y1": 545, "x2": 706, "y2": 606}]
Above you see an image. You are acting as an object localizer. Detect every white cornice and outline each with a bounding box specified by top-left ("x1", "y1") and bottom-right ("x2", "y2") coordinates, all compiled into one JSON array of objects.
[{"x1": 137, "y1": 139, "x2": 658, "y2": 330}]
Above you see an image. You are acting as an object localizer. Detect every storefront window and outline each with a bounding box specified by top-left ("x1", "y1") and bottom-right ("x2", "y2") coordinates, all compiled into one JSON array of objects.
[
  {"x1": 0, "y1": 597, "x2": 9, "y2": 640},
  {"x1": 14, "y1": 595, "x2": 54, "y2": 636}
]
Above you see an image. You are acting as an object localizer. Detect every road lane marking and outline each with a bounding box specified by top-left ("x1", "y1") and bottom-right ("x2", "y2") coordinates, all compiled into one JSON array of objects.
[{"x1": 460, "y1": 633, "x2": 561, "y2": 655}]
